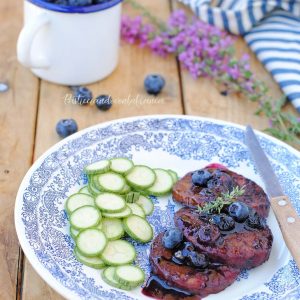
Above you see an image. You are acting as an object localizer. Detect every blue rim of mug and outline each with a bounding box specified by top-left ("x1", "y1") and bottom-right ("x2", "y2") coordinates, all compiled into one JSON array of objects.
[{"x1": 26, "y1": 0, "x2": 123, "y2": 13}]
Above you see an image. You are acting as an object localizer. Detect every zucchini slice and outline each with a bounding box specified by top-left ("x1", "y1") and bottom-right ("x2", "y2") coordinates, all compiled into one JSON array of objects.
[
  {"x1": 135, "y1": 195, "x2": 154, "y2": 216},
  {"x1": 76, "y1": 228, "x2": 107, "y2": 257},
  {"x1": 70, "y1": 205, "x2": 101, "y2": 230},
  {"x1": 101, "y1": 218, "x2": 124, "y2": 240},
  {"x1": 70, "y1": 226, "x2": 80, "y2": 239},
  {"x1": 119, "y1": 183, "x2": 131, "y2": 195},
  {"x1": 102, "y1": 206, "x2": 132, "y2": 218},
  {"x1": 101, "y1": 240, "x2": 136, "y2": 266},
  {"x1": 110, "y1": 158, "x2": 134, "y2": 174},
  {"x1": 125, "y1": 165, "x2": 156, "y2": 189},
  {"x1": 74, "y1": 247, "x2": 105, "y2": 269},
  {"x1": 88, "y1": 183, "x2": 101, "y2": 196},
  {"x1": 123, "y1": 215, "x2": 153, "y2": 243},
  {"x1": 66, "y1": 193, "x2": 95, "y2": 214},
  {"x1": 97, "y1": 172, "x2": 126, "y2": 193},
  {"x1": 85, "y1": 160, "x2": 110, "y2": 175},
  {"x1": 126, "y1": 203, "x2": 145, "y2": 218},
  {"x1": 167, "y1": 169, "x2": 179, "y2": 184},
  {"x1": 78, "y1": 186, "x2": 92, "y2": 195},
  {"x1": 146, "y1": 168, "x2": 173, "y2": 196},
  {"x1": 102, "y1": 267, "x2": 132, "y2": 290},
  {"x1": 114, "y1": 265, "x2": 145, "y2": 286},
  {"x1": 95, "y1": 193, "x2": 126, "y2": 213}
]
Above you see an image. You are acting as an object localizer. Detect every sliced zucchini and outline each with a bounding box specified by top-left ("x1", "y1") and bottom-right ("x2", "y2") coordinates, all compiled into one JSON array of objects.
[
  {"x1": 79, "y1": 186, "x2": 92, "y2": 195},
  {"x1": 127, "y1": 203, "x2": 145, "y2": 218},
  {"x1": 74, "y1": 247, "x2": 105, "y2": 269},
  {"x1": 85, "y1": 160, "x2": 110, "y2": 175},
  {"x1": 126, "y1": 165, "x2": 156, "y2": 189},
  {"x1": 135, "y1": 195, "x2": 154, "y2": 216},
  {"x1": 70, "y1": 205, "x2": 101, "y2": 230},
  {"x1": 96, "y1": 221, "x2": 103, "y2": 230},
  {"x1": 101, "y1": 218, "x2": 124, "y2": 240},
  {"x1": 125, "y1": 192, "x2": 140, "y2": 203},
  {"x1": 119, "y1": 183, "x2": 131, "y2": 195},
  {"x1": 110, "y1": 158, "x2": 134, "y2": 174},
  {"x1": 102, "y1": 267, "x2": 132, "y2": 290},
  {"x1": 76, "y1": 228, "x2": 107, "y2": 257},
  {"x1": 146, "y1": 168, "x2": 173, "y2": 196},
  {"x1": 70, "y1": 226, "x2": 80, "y2": 239},
  {"x1": 167, "y1": 169, "x2": 179, "y2": 184},
  {"x1": 102, "y1": 206, "x2": 132, "y2": 218},
  {"x1": 96, "y1": 172, "x2": 126, "y2": 193},
  {"x1": 95, "y1": 193, "x2": 126, "y2": 213},
  {"x1": 114, "y1": 265, "x2": 145, "y2": 287},
  {"x1": 88, "y1": 183, "x2": 101, "y2": 196},
  {"x1": 101, "y1": 240, "x2": 136, "y2": 266},
  {"x1": 123, "y1": 215, "x2": 153, "y2": 243},
  {"x1": 91, "y1": 175, "x2": 102, "y2": 190},
  {"x1": 65, "y1": 193, "x2": 95, "y2": 214}
]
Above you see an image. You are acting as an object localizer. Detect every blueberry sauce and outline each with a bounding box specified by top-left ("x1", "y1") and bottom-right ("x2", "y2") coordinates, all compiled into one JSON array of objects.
[{"x1": 142, "y1": 275, "x2": 199, "y2": 300}]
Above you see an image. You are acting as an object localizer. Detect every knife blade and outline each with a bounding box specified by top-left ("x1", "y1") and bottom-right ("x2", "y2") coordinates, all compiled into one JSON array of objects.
[
  {"x1": 245, "y1": 125, "x2": 284, "y2": 198},
  {"x1": 245, "y1": 125, "x2": 300, "y2": 269}
]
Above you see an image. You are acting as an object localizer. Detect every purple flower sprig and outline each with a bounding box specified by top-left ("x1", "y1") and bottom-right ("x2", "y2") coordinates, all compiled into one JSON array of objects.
[{"x1": 121, "y1": 2, "x2": 300, "y2": 146}]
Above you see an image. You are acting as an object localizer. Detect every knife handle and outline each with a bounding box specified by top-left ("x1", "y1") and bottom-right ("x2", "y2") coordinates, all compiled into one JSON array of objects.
[{"x1": 271, "y1": 195, "x2": 300, "y2": 269}]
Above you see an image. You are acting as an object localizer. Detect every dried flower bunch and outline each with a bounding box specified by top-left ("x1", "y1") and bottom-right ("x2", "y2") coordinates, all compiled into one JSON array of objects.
[{"x1": 122, "y1": 0, "x2": 300, "y2": 146}]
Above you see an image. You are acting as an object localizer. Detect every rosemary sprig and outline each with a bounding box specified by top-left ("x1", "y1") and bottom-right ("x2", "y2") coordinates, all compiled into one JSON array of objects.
[{"x1": 197, "y1": 186, "x2": 245, "y2": 214}]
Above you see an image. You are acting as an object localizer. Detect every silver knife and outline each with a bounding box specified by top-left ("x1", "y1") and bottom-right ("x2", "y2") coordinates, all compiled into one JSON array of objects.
[{"x1": 245, "y1": 125, "x2": 300, "y2": 268}]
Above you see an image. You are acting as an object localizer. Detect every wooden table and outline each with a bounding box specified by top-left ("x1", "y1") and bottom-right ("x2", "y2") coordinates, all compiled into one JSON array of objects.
[{"x1": 0, "y1": 0, "x2": 296, "y2": 299}]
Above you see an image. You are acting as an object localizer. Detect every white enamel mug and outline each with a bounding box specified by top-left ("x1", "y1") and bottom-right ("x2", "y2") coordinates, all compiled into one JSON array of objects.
[{"x1": 17, "y1": 0, "x2": 123, "y2": 85}]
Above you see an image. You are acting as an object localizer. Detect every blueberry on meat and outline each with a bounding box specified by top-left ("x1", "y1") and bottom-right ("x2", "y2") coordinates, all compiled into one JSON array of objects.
[
  {"x1": 207, "y1": 171, "x2": 233, "y2": 192},
  {"x1": 95, "y1": 95, "x2": 113, "y2": 111},
  {"x1": 162, "y1": 228, "x2": 183, "y2": 249},
  {"x1": 144, "y1": 74, "x2": 165, "y2": 95},
  {"x1": 192, "y1": 169, "x2": 212, "y2": 186},
  {"x1": 228, "y1": 202, "x2": 249, "y2": 222},
  {"x1": 211, "y1": 214, "x2": 235, "y2": 231},
  {"x1": 197, "y1": 224, "x2": 220, "y2": 243},
  {"x1": 188, "y1": 252, "x2": 209, "y2": 268},
  {"x1": 72, "y1": 86, "x2": 93, "y2": 105},
  {"x1": 174, "y1": 250, "x2": 185, "y2": 260},
  {"x1": 247, "y1": 210, "x2": 266, "y2": 229},
  {"x1": 181, "y1": 242, "x2": 194, "y2": 256},
  {"x1": 56, "y1": 119, "x2": 78, "y2": 138}
]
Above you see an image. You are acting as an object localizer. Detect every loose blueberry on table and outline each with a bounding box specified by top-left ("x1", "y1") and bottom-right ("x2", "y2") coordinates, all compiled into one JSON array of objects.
[
  {"x1": 72, "y1": 86, "x2": 93, "y2": 105},
  {"x1": 56, "y1": 119, "x2": 78, "y2": 138},
  {"x1": 144, "y1": 74, "x2": 165, "y2": 95},
  {"x1": 95, "y1": 95, "x2": 113, "y2": 111}
]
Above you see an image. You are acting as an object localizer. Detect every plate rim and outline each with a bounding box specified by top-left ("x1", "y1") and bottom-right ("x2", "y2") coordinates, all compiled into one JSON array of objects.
[{"x1": 14, "y1": 114, "x2": 300, "y2": 300}]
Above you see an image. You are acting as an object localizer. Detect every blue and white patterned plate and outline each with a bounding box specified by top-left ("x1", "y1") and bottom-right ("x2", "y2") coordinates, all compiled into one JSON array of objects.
[{"x1": 15, "y1": 115, "x2": 300, "y2": 300}]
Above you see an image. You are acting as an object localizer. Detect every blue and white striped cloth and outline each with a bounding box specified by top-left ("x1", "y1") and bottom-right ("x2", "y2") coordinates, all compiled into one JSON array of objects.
[{"x1": 178, "y1": 0, "x2": 300, "y2": 113}]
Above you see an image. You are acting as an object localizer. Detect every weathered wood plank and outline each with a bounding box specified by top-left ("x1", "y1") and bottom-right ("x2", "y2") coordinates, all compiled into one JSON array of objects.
[
  {"x1": 0, "y1": 0, "x2": 40, "y2": 299},
  {"x1": 21, "y1": 1, "x2": 182, "y2": 299}
]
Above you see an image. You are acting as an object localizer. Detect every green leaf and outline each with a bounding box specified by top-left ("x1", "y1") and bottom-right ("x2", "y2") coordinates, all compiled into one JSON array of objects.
[{"x1": 244, "y1": 71, "x2": 252, "y2": 79}]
